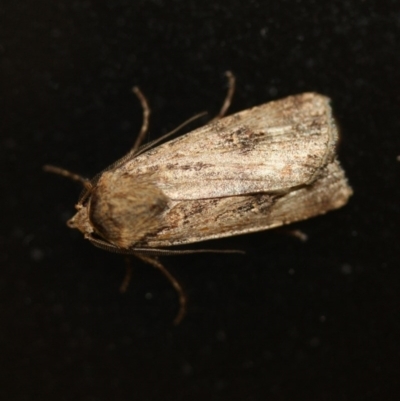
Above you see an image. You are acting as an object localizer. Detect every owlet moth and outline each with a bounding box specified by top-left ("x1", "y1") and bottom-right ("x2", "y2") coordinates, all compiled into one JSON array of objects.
[{"x1": 45, "y1": 72, "x2": 353, "y2": 324}]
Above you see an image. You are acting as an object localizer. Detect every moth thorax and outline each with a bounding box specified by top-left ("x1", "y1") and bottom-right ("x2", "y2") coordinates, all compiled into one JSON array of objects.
[{"x1": 88, "y1": 172, "x2": 168, "y2": 249}]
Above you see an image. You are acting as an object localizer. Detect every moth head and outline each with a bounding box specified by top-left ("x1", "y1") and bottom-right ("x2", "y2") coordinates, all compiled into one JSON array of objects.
[
  {"x1": 68, "y1": 171, "x2": 169, "y2": 249},
  {"x1": 67, "y1": 204, "x2": 94, "y2": 238}
]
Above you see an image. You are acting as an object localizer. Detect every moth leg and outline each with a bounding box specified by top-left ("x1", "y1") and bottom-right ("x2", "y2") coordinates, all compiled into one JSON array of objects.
[
  {"x1": 134, "y1": 252, "x2": 187, "y2": 325},
  {"x1": 119, "y1": 257, "x2": 133, "y2": 293},
  {"x1": 43, "y1": 165, "x2": 92, "y2": 190},
  {"x1": 212, "y1": 70, "x2": 236, "y2": 121},
  {"x1": 131, "y1": 86, "x2": 151, "y2": 153}
]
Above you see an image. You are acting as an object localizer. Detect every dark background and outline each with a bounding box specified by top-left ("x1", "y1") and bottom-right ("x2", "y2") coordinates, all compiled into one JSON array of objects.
[{"x1": 2, "y1": 1, "x2": 400, "y2": 400}]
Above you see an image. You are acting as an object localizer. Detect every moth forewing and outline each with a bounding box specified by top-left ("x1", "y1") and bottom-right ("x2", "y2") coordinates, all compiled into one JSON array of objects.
[
  {"x1": 120, "y1": 93, "x2": 338, "y2": 200},
  {"x1": 133, "y1": 160, "x2": 352, "y2": 248}
]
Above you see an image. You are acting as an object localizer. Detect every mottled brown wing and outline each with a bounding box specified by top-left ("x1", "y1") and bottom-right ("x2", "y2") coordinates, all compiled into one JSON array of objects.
[
  {"x1": 119, "y1": 93, "x2": 338, "y2": 200},
  {"x1": 139, "y1": 160, "x2": 352, "y2": 247}
]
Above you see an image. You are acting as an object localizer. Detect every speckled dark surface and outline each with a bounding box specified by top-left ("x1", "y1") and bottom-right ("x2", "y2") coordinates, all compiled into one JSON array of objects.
[{"x1": 3, "y1": 1, "x2": 400, "y2": 400}]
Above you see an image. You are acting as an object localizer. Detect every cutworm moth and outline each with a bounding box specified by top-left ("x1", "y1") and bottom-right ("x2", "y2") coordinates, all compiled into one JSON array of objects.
[{"x1": 45, "y1": 72, "x2": 352, "y2": 324}]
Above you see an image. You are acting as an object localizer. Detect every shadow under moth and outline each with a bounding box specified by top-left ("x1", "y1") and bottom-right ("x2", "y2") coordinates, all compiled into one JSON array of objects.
[{"x1": 45, "y1": 72, "x2": 352, "y2": 324}]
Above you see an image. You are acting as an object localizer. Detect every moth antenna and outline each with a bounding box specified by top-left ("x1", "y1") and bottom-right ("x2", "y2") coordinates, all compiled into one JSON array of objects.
[
  {"x1": 43, "y1": 165, "x2": 92, "y2": 190},
  {"x1": 133, "y1": 112, "x2": 208, "y2": 157},
  {"x1": 131, "y1": 86, "x2": 150, "y2": 153},
  {"x1": 86, "y1": 235, "x2": 245, "y2": 256},
  {"x1": 212, "y1": 70, "x2": 236, "y2": 120},
  {"x1": 131, "y1": 73, "x2": 235, "y2": 157},
  {"x1": 133, "y1": 252, "x2": 187, "y2": 325}
]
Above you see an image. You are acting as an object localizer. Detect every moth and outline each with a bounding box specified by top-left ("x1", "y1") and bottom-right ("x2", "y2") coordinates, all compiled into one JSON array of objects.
[{"x1": 45, "y1": 72, "x2": 353, "y2": 324}]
